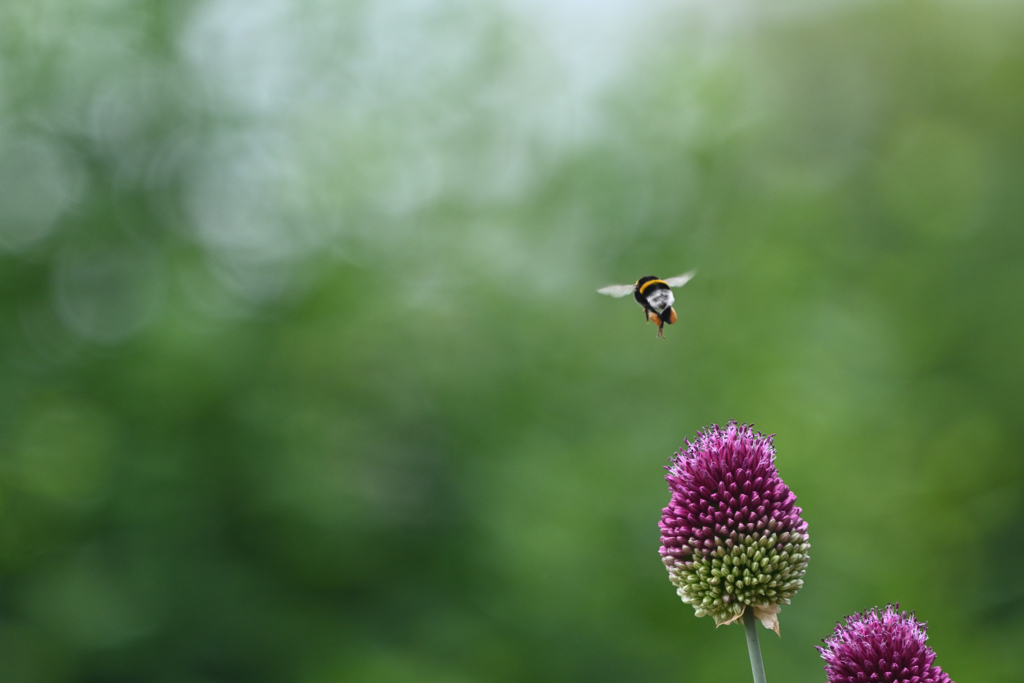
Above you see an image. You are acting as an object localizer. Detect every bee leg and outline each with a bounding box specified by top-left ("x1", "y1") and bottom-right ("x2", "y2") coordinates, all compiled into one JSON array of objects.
[
  {"x1": 650, "y1": 312, "x2": 666, "y2": 338},
  {"x1": 644, "y1": 309, "x2": 651, "y2": 322}
]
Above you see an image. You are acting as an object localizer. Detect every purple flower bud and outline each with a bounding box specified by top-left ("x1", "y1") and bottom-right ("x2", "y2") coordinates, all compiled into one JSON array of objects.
[
  {"x1": 818, "y1": 604, "x2": 954, "y2": 683},
  {"x1": 659, "y1": 421, "x2": 809, "y2": 631}
]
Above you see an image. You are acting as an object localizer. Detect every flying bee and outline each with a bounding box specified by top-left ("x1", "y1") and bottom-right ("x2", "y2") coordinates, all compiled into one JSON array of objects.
[{"x1": 597, "y1": 271, "x2": 696, "y2": 338}]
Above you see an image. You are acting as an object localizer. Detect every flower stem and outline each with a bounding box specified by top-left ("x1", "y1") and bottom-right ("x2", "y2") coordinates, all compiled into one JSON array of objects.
[{"x1": 742, "y1": 608, "x2": 767, "y2": 683}]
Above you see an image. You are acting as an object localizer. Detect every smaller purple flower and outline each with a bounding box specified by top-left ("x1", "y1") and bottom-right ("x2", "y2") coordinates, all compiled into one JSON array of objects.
[
  {"x1": 818, "y1": 604, "x2": 954, "y2": 683},
  {"x1": 659, "y1": 422, "x2": 809, "y2": 632}
]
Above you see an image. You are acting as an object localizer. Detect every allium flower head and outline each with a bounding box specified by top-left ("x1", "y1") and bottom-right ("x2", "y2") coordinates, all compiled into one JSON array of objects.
[
  {"x1": 659, "y1": 421, "x2": 809, "y2": 632},
  {"x1": 818, "y1": 605, "x2": 954, "y2": 683}
]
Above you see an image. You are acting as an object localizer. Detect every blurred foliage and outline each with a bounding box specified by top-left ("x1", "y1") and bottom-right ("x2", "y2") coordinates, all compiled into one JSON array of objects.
[{"x1": 0, "y1": 0, "x2": 1023, "y2": 681}]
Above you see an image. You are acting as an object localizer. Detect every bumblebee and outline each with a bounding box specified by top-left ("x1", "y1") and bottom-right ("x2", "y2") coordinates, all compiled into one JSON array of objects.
[{"x1": 597, "y1": 271, "x2": 696, "y2": 338}]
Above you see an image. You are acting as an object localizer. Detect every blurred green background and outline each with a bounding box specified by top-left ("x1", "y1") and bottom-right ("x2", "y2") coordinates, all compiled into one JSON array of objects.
[{"x1": 1, "y1": 0, "x2": 1022, "y2": 681}]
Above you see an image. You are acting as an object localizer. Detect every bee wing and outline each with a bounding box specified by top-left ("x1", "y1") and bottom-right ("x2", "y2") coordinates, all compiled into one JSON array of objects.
[
  {"x1": 596, "y1": 284, "x2": 636, "y2": 298},
  {"x1": 663, "y1": 270, "x2": 696, "y2": 288}
]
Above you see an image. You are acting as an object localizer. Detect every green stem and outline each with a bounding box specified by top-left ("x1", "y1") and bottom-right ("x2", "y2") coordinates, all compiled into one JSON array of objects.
[{"x1": 742, "y1": 608, "x2": 767, "y2": 683}]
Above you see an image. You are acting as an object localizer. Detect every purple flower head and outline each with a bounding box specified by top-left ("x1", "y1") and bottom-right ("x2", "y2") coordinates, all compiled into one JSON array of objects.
[
  {"x1": 818, "y1": 605, "x2": 954, "y2": 683},
  {"x1": 659, "y1": 421, "x2": 809, "y2": 632}
]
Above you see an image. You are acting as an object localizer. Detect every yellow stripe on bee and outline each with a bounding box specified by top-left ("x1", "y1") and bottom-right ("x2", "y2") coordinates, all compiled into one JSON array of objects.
[{"x1": 638, "y1": 279, "x2": 667, "y2": 295}]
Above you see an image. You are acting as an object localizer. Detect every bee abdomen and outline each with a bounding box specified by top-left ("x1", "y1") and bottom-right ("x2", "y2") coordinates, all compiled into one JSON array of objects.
[{"x1": 644, "y1": 287, "x2": 674, "y2": 313}]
